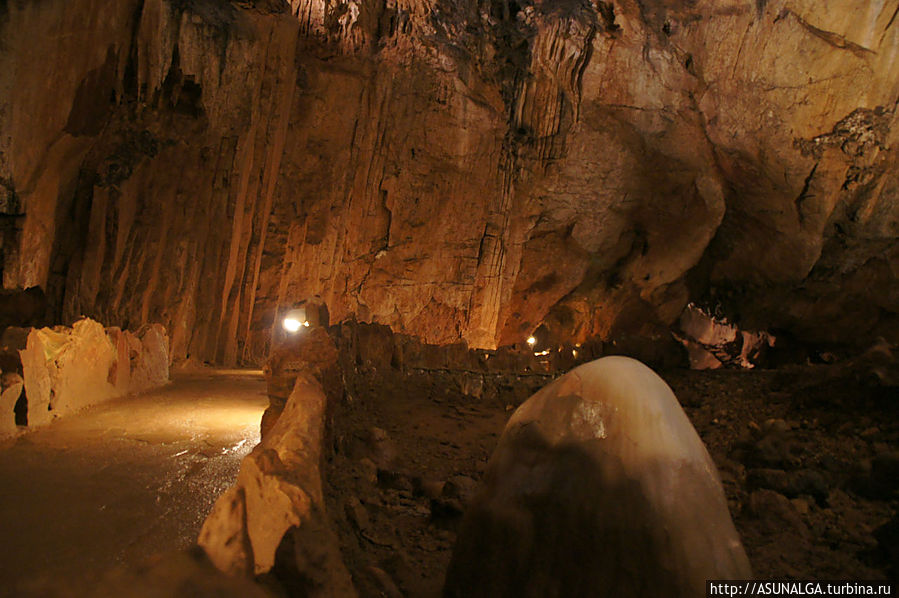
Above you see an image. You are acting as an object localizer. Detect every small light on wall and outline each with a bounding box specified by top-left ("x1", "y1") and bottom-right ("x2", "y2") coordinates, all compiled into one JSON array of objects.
[
  {"x1": 282, "y1": 307, "x2": 309, "y2": 333},
  {"x1": 526, "y1": 336, "x2": 537, "y2": 347}
]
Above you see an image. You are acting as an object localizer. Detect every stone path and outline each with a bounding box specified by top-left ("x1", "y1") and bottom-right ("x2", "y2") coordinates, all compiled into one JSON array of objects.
[{"x1": 0, "y1": 369, "x2": 267, "y2": 596}]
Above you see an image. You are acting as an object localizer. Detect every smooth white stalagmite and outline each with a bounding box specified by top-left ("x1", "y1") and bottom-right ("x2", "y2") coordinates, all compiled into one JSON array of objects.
[{"x1": 445, "y1": 356, "x2": 752, "y2": 598}]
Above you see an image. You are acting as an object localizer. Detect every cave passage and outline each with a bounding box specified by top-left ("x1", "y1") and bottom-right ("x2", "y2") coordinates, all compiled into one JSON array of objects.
[{"x1": 0, "y1": 370, "x2": 267, "y2": 595}]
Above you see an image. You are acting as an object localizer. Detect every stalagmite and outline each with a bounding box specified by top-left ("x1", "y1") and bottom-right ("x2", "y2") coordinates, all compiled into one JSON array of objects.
[{"x1": 445, "y1": 356, "x2": 752, "y2": 598}]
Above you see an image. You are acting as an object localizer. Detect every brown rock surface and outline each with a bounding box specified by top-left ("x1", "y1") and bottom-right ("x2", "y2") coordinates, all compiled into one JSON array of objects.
[
  {"x1": 15, "y1": 317, "x2": 169, "y2": 429},
  {"x1": 129, "y1": 323, "x2": 171, "y2": 393},
  {"x1": 0, "y1": 0, "x2": 897, "y2": 362},
  {"x1": 199, "y1": 370, "x2": 355, "y2": 596},
  {"x1": 317, "y1": 340, "x2": 896, "y2": 591},
  {"x1": 262, "y1": 326, "x2": 341, "y2": 437},
  {"x1": 19, "y1": 319, "x2": 118, "y2": 425},
  {"x1": 0, "y1": 375, "x2": 23, "y2": 436}
]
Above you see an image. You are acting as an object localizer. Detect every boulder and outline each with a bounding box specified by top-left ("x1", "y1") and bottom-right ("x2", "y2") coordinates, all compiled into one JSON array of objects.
[
  {"x1": 677, "y1": 304, "x2": 774, "y2": 369},
  {"x1": 19, "y1": 326, "x2": 65, "y2": 426},
  {"x1": 105, "y1": 327, "x2": 132, "y2": 396},
  {"x1": 262, "y1": 327, "x2": 339, "y2": 439},
  {"x1": 43, "y1": 319, "x2": 118, "y2": 417},
  {"x1": 445, "y1": 356, "x2": 751, "y2": 598}
]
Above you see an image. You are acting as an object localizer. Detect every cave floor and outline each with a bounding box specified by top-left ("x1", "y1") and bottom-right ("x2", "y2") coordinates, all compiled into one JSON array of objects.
[
  {"x1": 0, "y1": 369, "x2": 267, "y2": 597},
  {"x1": 325, "y1": 366, "x2": 898, "y2": 596}
]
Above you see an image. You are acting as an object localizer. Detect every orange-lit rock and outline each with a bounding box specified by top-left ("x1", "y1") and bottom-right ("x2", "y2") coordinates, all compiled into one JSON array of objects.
[
  {"x1": 43, "y1": 319, "x2": 118, "y2": 417},
  {"x1": 105, "y1": 327, "x2": 132, "y2": 396},
  {"x1": 19, "y1": 319, "x2": 117, "y2": 425},
  {"x1": 0, "y1": 373, "x2": 23, "y2": 436},
  {"x1": 445, "y1": 356, "x2": 751, "y2": 597},
  {"x1": 677, "y1": 304, "x2": 775, "y2": 369},
  {"x1": 129, "y1": 323, "x2": 170, "y2": 393},
  {"x1": 199, "y1": 370, "x2": 355, "y2": 595},
  {"x1": 0, "y1": 0, "x2": 896, "y2": 362},
  {"x1": 16, "y1": 318, "x2": 169, "y2": 428},
  {"x1": 262, "y1": 326, "x2": 340, "y2": 438}
]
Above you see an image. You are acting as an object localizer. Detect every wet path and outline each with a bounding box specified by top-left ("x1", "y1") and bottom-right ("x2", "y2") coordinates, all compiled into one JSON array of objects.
[{"x1": 0, "y1": 369, "x2": 267, "y2": 595}]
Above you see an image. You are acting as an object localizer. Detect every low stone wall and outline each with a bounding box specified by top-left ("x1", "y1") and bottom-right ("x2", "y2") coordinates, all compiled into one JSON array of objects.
[
  {"x1": 0, "y1": 318, "x2": 169, "y2": 435},
  {"x1": 199, "y1": 329, "x2": 355, "y2": 596},
  {"x1": 331, "y1": 321, "x2": 566, "y2": 408}
]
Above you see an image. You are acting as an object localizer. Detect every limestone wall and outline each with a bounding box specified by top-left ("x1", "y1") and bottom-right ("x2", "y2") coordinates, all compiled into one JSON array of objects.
[{"x1": 0, "y1": 0, "x2": 896, "y2": 364}]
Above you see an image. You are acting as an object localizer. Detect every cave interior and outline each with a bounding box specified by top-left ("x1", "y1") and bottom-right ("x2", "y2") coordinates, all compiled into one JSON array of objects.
[{"x1": 0, "y1": 0, "x2": 897, "y2": 595}]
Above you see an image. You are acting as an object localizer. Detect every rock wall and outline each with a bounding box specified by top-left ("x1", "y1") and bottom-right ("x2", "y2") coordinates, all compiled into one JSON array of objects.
[
  {"x1": 1, "y1": 0, "x2": 897, "y2": 364},
  {"x1": 0, "y1": 0, "x2": 300, "y2": 365}
]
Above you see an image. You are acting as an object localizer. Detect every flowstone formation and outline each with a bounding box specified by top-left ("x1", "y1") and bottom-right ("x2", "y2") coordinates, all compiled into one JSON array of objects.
[
  {"x1": 1, "y1": 0, "x2": 897, "y2": 363},
  {"x1": 445, "y1": 356, "x2": 752, "y2": 597}
]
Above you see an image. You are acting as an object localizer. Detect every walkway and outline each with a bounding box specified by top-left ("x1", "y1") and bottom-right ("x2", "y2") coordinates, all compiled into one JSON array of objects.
[{"x1": 0, "y1": 369, "x2": 267, "y2": 595}]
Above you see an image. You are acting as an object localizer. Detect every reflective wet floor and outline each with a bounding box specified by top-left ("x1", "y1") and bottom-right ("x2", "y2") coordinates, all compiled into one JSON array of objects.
[{"x1": 0, "y1": 370, "x2": 267, "y2": 596}]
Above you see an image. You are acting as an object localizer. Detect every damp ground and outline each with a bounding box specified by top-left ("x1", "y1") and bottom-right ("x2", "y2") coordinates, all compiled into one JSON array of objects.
[
  {"x1": 0, "y1": 369, "x2": 267, "y2": 596},
  {"x1": 324, "y1": 365, "x2": 898, "y2": 596}
]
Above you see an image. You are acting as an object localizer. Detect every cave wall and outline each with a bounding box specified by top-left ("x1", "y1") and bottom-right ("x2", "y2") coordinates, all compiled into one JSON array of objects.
[{"x1": 0, "y1": 0, "x2": 897, "y2": 364}]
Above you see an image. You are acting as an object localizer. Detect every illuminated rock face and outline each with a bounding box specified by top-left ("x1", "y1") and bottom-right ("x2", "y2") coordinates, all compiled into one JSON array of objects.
[
  {"x1": 1, "y1": 0, "x2": 897, "y2": 363},
  {"x1": 9, "y1": 318, "x2": 169, "y2": 431},
  {"x1": 0, "y1": 374, "x2": 23, "y2": 436},
  {"x1": 263, "y1": 326, "x2": 341, "y2": 439},
  {"x1": 129, "y1": 324, "x2": 171, "y2": 393},
  {"x1": 19, "y1": 319, "x2": 118, "y2": 426},
  {"x1": 445, "y1": 356, "x2": 751, "y2": 597},
  {"x1": 200, "y1": 328, "x2": 352, "y2": 592},
  {"x1": 199, "y1": 370, "x2": 355, "y2": 596}
]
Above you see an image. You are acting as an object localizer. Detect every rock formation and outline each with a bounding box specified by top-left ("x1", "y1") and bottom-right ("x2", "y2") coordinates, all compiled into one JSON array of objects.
[
  {"x1": 0, "y1": 372, "x2": 23, "y2": 436},
  {"x1": 199, "y1": 327, "x2": 355, "y2": 596},
  {"x1": 263, "y1": 326, "x2": 341, "y2": 438},
  {"x1": 2, "y1": 317, "x2": 169, "y2": 434},
  {"x1": 676, "y1": 303, "x2": 774, "y2": 369},
  {"x1": 444, "y1": 356, "x2": 752, "y2": 597},
  {"x1": 0, "y1": 0, "x2": 896, "y2": 363},
  {"x1": 19, "y1": 319, "x2": 119, "y2": 426}
]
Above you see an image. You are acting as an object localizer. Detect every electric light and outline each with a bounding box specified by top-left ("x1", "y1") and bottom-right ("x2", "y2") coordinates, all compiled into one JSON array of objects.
[
  {"x1": 526, "y1": 336, "x2": 537, "y2": 347},
  {"x1": 282, "y1": 307, "x2": 309, "y2": 333}
]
